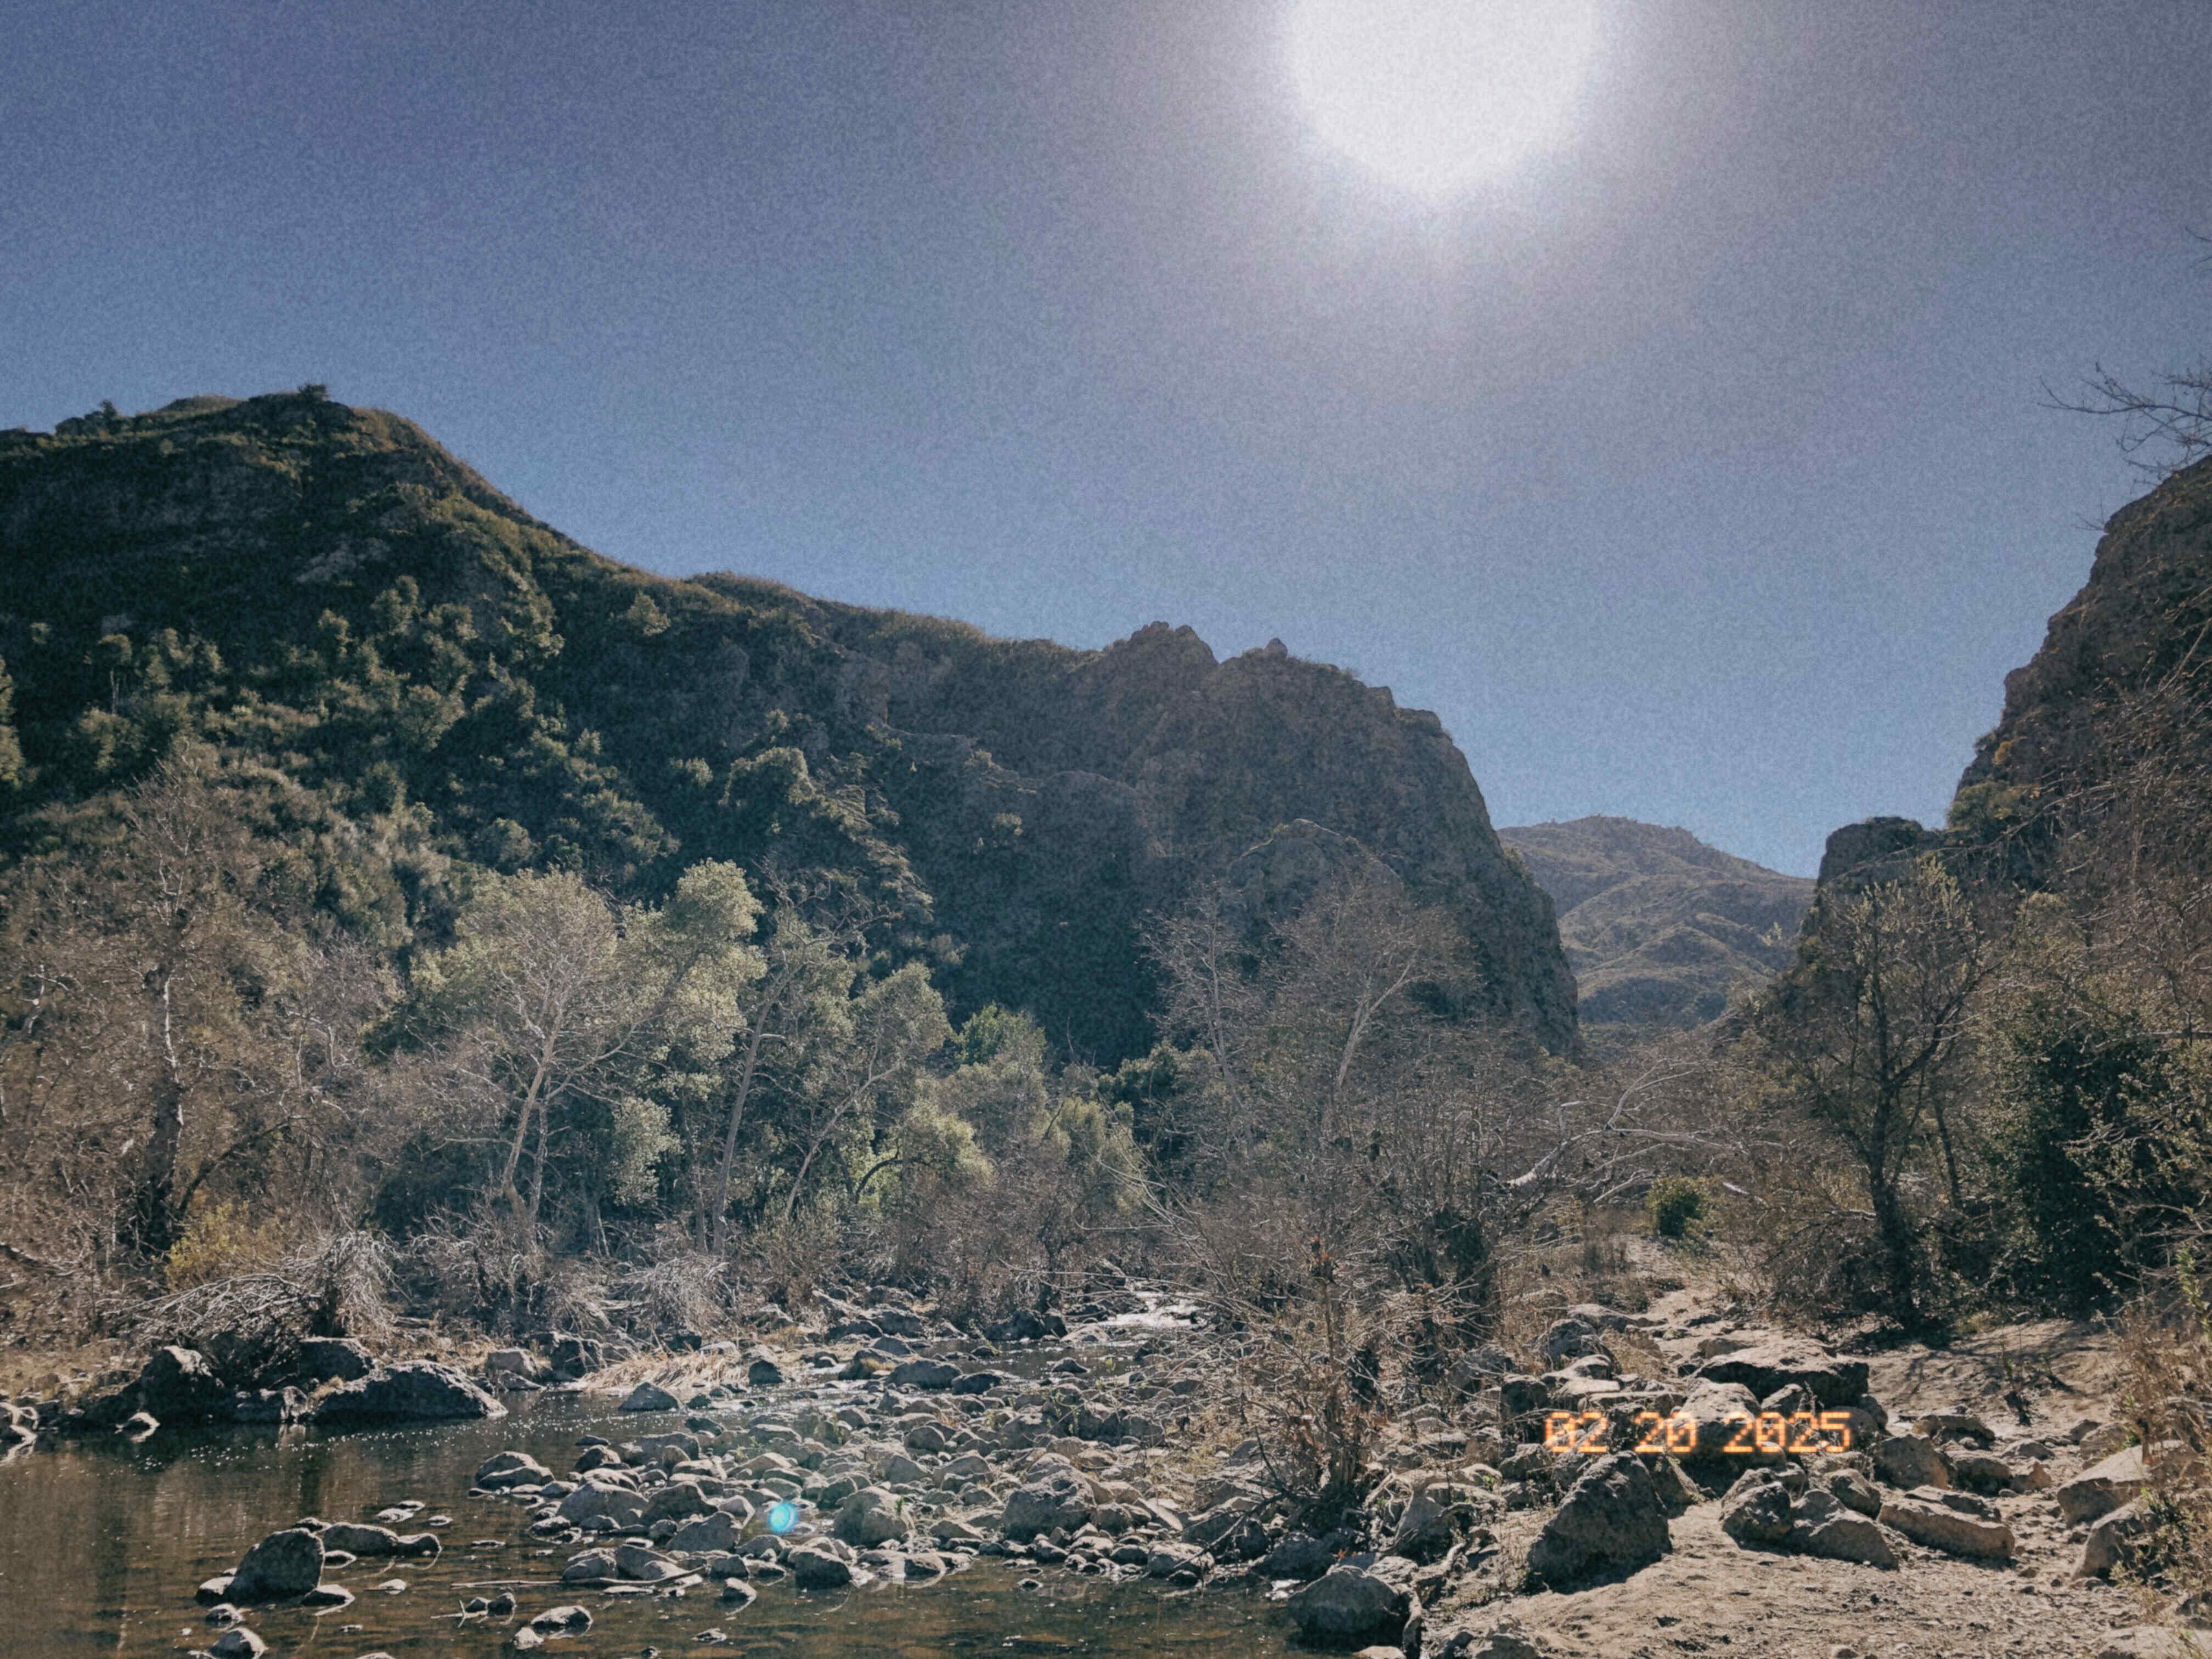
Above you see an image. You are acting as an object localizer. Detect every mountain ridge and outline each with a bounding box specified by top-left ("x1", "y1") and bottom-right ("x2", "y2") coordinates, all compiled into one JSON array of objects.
[
  {"x1": 1497, "y1": 814, "x2": 1814, "y2": 1034},
  {"x1": 0, "y1": 388, "x2": 1579, "y2": 1060}
]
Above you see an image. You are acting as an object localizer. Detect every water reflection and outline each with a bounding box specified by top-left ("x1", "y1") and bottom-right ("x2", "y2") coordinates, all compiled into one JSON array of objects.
[{"x1": 0, "y1": 1394, "x2": 1301, "y2": 1658}]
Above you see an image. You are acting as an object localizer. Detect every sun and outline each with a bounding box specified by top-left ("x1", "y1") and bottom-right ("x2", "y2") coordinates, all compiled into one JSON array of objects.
[{"x1": 1288, "y1": 0, "x2": 1601, "y2": 197}]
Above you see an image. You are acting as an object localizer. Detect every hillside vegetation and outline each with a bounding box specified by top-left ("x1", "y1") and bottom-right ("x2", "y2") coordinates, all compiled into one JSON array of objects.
[{"x1": 1496, "y1": 815, "x2": 1812, "y2": 1038}]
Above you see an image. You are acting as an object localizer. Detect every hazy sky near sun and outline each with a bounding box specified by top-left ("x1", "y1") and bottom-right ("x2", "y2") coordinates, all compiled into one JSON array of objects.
[{"x1": 5, "y1": 1, "x2": 2209, "y2": 874}]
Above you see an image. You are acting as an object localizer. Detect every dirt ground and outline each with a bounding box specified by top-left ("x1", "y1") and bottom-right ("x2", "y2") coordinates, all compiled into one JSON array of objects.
[{"x1": 1427, "y1": 1276, "x2": 2200, "y2": 1659}]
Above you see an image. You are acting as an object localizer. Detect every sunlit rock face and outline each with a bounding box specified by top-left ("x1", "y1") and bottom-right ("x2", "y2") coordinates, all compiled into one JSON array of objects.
[{"x1": 0, "y1": 389, "x2": 1578, "y2": 1060}]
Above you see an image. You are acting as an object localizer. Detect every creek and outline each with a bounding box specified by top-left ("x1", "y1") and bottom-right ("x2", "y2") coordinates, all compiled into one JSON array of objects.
[{"x1": 0, "y1": 1338, "x2": 1301, "y2": 1657}]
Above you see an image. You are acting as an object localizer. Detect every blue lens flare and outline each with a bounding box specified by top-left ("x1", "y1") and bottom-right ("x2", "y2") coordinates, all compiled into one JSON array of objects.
[{"x1": 767, "y1": 1501, "x2": 800, "y2": 1534}]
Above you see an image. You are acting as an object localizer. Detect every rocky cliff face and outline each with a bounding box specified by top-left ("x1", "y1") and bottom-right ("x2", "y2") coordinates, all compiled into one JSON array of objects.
[
  {"x1": 1807, "y1": 453, "x2": 2212, "y2": 915},
  {"x1": 1953, "y1": 452, "x2": 2212, "y2": 821},
  {"x1": 0, "y1": 390, "x2": 1578, "y2": 1060},
  {"x1": 1496, "y1": 816, "x2": 1812, "y2": 1034}
]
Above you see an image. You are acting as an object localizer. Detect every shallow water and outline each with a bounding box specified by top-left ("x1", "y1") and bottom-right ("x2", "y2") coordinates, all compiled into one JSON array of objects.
[{"x1": 0, "y1": 1391, "x2": 1302, "y2": 1658}]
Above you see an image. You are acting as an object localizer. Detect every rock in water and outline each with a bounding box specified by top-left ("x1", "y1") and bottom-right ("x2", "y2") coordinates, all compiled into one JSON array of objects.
[
  {"x1": 787, "y1": 1545, "x2": 853, "y2": 1589},
  {"x1": 313, "y1": 1361, "x2": 506, "y2": 1422},
  {"x1": 136, "y1": 1346, "x2": 229, "y2": 1421},
  {"x1": 669, "y1": 1512, "x2": 743, "y2": 1553},
  {"x1": 321, "y1": 1523, "x2": 403, "y2": 1556},
  {"x1": 475, "y1": 1450, "x2": 553, "y2": 1489},
  {"x1": 620, "y1": 1381, "x2": 680, "y2": 1412},
  {"x1": 1525, "y1": 1453, "x2": 1670, "y2": 1585},
  {"x1": 230, "y1": 1527, "x2": 325, "y2": 1600}
]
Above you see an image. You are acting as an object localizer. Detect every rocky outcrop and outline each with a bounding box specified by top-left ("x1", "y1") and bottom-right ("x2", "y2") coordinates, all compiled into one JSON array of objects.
[
  {"x1": 312, "y1": 1361, "x2": 506, "y2": 1423},
  {"x1": 1523, "y1": 1453, "x2": 1670, "y2": 1585}
]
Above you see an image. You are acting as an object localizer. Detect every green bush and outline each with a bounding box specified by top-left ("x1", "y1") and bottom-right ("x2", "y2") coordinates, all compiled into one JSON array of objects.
[{"x1": 1647, "y1": 1176, "x2": 1709, "y2": 1241}]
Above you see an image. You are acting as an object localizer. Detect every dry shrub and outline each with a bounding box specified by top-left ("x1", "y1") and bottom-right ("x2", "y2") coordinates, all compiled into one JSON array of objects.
[
  {"x1": 743, "y1": 1205, "x2": 862, "y2": 1313},
  {"x1": 2114, "y1": 1279, "x2": 2212, "y2": 1606},
  {"x1": 162, "y1": 1200, "x2": 296, "y2": 1291},
  {"x1": 607, "y1": 1248, "x2": 731, "y2": 1337},
  {"x1": 131, "y1": 1231, "x2": 394, "y2": 1380}
]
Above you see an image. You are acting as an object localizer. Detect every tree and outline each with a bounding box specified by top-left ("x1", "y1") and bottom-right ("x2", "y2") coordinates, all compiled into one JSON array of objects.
[
  {"x1": 402, "y1": 861, "x2": 761, "y2": 1236},
  {"x1": 778, "y1": 962, "x2": 949, "y2": 1222},
  {"x1": 1742, "y1": 855, "x2": 1987, "y2": 1324}
]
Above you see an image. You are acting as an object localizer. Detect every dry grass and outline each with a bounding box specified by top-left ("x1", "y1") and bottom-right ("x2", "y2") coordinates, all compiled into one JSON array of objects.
[{"x1": 2114, "y1": 1288, "x2": 2212, "y2": 1607}]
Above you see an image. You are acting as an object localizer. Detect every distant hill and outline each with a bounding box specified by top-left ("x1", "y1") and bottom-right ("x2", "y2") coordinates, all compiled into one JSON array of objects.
[
  {"x1": 0, "y1": 388, "x2": 1579, "y2": 1062},
  {"x1": 1496, "y1": 816, "x2": 1814, "y2": 1035}
]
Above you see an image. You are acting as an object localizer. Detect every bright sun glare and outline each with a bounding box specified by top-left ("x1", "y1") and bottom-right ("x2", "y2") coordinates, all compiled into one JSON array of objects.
[{"x1": 1288, "y1": 0, "x2": 1600, "y2": 197}]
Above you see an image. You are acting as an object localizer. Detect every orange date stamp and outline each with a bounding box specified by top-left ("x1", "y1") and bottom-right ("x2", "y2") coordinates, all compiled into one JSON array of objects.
[{"x1": 1542, "y1": 1409, "x2": 1854, "y2": 1456}]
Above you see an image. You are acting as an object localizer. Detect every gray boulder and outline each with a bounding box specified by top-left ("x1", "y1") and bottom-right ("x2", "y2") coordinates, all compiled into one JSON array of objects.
[
  {"x1": 557, "y1": 1479, "x2": 647, "y2": 1527},
  {"x1": 787, "y1": 1544, "x2": 853, "y2": 1589},
  {"x1": 1539, "y1": 1317, "x2": 1609, "y2": 1368},
  {"x1": 668, "y1": 1511, "x2": 743, "y2": 1554},
  {"x1": 528, "y1": 1605, "x2": 592, "y2": 1633},
  {"x1": 1787, "y1": 1487, "x2": 1896, "y2": 1568},
  {"x1": 1692, "y1": 1341, "x2": 1870, "y2": 1408},
  {"x1": 2056, "y1": 1444, "x2": 2149, "y2": 1525},
  {"x1": 208, "y1": 1629, "x2": 269, "y2": 1659},
  {"x1": 230, "y1": 1527, "x2": 324, "y2": 1601},
  {"x1": 1002, "y1": 1469, "x2": 1092, "y2": 1540},
  {"x1": 1671, "y1": 1379, "x2": 1778, "y2": 1466},
  {"x1": 888, "y1": 1358, "x2": 958, "y2": 1390},
  {"x1": 642, "y1": 1481, "x2": 713, "y2": 1524},
  {"x1": 619, "y1": 1381, "x2": 680, "y2": 1412},
  {"x1": 560, "y1": 1547, "x2": 617, "y2": 1584},
  {"x1": 1870, "y1": 1432, "x2": 1951, "y2": 1490},
  {"x1": 137, "y1": 1347, "x2": 229, "y2": 1421},
  {"x1": 1719, "y1": 1474, "x2": 1793, "y2": 1545},
  {"x1": 1431, "y1": 1617, "x2": 1547, "y2": 1658},
  {"x1": 295, "y1": 1336, "x2": 374, "y2": 1383},
  {"x1": 313, "y1": 1361, "x2": 506, "y2": 1423},
  {"x1": 1876, "y1": 1492, "x2": 2013, "y2": 1559},
  {"x1": 1284, "y1": 1555, "x2": 1419, "y2": 1644},
  {"x1": 475, "y1": 1450, "x2": 552, "y2": 1490},
  {"x1": 321, "y1": 1523, "x2": 402, "y2": 1556},
  {"x1": 1258, "y1": 1531, "x2": 1338, "y2": 1580},
  {"x1": 1827, "y1": 1469, "x2": 1883, "y2": 1517},
  {"x1": 2080, "y1": 1501, "x2": 2147, "y2": 1578},
  {"x1": 613, "y1": 1541, "x2": 682, "y2": 1582},
  {"x1": 1525, "y1": 1453, "x2": 1669, "y2": 1585},
  {"x1": 834, "y1": 1486, "x2": 910, "y2": 1547}
]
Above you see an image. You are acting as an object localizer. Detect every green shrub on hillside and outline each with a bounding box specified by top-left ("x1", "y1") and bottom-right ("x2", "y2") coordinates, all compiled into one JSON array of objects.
[{"x1": 1647, "y1": 1176, "x2": 1709, "y2": 1240}]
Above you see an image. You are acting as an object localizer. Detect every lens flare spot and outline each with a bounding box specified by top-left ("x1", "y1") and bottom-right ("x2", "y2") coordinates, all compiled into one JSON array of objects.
[{"x1": 767, "y1": 1501, "x2": 800, "y2": 1534}]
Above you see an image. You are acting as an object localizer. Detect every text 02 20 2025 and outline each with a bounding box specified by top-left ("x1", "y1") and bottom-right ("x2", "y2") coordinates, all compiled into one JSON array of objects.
[{"x1": 1541, "y1": 1409, "x2": 1854, "y2": 1456}]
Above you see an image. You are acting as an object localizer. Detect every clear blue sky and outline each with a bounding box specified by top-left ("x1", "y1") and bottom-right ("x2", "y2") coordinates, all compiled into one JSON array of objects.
[{"x1": 5, "y1": 2, "x2": 2207, "y2": 875}]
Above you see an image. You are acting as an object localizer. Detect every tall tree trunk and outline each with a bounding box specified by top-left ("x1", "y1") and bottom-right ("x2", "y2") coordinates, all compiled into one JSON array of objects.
[
  {"x1": 709, "y1": 1023, "x2": 768, "y2": 1252},
  {"x1": 526, "y1": 1091, "x2": 552, "y2": 1237},
  {"x1": 131, "y1": 966, "x2": 185, "y2": 1257}
]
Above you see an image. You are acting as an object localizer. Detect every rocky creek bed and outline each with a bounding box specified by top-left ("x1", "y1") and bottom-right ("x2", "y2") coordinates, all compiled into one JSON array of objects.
[{"x1": 0, "y1": 1278, "x2": 2200, "y2": 1658}]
